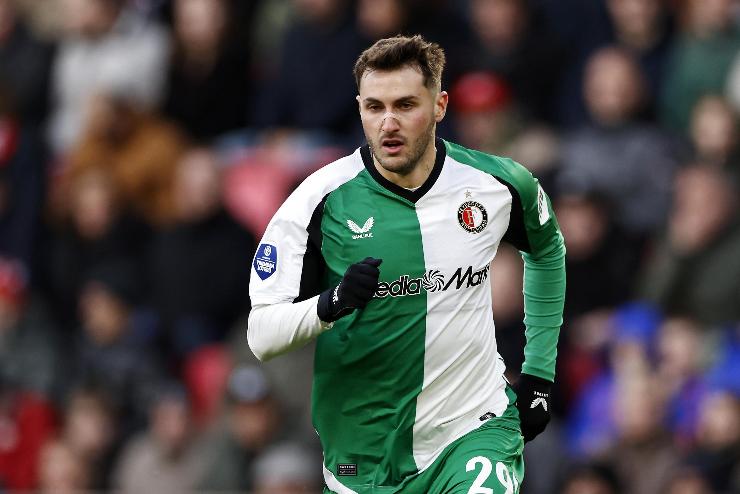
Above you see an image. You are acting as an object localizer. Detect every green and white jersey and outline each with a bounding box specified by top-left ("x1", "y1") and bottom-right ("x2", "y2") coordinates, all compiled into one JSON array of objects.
[{"x1": 248, "y1": 139, "x2": 565, "y2": 493}]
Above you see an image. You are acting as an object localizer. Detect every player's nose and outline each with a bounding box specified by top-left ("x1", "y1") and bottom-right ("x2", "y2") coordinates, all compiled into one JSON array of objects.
[{"x1": 380, "y1": 112, "x2": 401, "y2": 132}]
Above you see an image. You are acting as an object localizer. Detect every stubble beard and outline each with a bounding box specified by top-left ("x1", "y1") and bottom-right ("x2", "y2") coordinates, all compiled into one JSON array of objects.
[{"x1": 369, "y1": 119, "x2": 436, "y2": 177}]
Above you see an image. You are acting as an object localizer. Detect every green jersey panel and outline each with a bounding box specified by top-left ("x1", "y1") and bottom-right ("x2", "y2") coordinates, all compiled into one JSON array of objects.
[{"x1": 315, "y1": 169, "x2": 427, "y2": 486}]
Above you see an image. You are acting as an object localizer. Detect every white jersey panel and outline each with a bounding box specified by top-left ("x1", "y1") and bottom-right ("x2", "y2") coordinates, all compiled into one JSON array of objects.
[
  {"x1": 412, "y1": 156, "x2": 512, "y2": 469},
  {"x1": 249, "y1": 151, "x2": 365, "y2": 306}
]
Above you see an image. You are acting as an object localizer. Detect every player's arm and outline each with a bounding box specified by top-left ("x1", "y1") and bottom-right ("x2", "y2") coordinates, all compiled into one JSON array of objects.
[
  {"x1": 247, "y1": 178, "x2": 382, "y2": 362},
  {"x1": 247, "y1": 182, "x2": 332, "y2": 362},
  {"x1": 248, "y1": 297, "x2": 331, "y2": 362},
  {"x1": 248, "y1": 257, "x2": 382, "y2": 361},
  {"x1": 520, "y1": 199, "x2": 565, "y2": 384},
  {"x1": 499, "y1": 159, "x2": 566, "y2": 442}
]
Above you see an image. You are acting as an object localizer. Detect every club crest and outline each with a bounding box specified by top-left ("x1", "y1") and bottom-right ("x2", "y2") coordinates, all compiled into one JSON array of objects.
[{"x1": 457, "y1": 201, "x2": 488, "y2": 234}]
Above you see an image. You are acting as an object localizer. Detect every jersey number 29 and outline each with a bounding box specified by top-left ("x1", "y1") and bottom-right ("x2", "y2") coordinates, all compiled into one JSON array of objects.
[{"x1": 466, "y1": 456, "x2": 519, "y2": 494}]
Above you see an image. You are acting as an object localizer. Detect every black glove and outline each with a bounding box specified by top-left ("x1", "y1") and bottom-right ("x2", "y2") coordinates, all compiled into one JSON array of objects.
[
  {"x1": 317, "y1": 257, "x2": 383, "y2": 322},
  {"x1": 512, "y1": 373, "x2": 552, "y2": 443}
]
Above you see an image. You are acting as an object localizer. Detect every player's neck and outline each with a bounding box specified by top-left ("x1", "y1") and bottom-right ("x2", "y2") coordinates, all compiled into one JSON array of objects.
[{"x1": 374, "y1": 140, "x2": 437, "y2": 190}]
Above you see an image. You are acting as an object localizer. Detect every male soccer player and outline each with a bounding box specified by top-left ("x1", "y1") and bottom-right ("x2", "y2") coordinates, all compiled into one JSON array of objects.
[{"x1": 248, "y1": 35, "x2": 566, "y2": 494}]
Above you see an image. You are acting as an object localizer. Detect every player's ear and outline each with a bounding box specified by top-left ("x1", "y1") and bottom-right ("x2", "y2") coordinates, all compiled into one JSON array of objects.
[
  {"x1": 435, "y1": 90, "x2": 448, "y2": 123},
  {"x1": 356, "y1": 95, "x2": 362, "y2": 113}
]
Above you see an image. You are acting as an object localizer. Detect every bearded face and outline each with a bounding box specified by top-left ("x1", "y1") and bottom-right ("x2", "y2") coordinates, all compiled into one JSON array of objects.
[{"x1": 357, "y1": 65, "x2": 447, "y2": 183}]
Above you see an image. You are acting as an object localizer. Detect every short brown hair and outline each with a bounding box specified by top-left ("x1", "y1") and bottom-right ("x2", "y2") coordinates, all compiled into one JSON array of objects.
[{"x1": 353, "y1": 35, "x2": 446, "y2": 91}]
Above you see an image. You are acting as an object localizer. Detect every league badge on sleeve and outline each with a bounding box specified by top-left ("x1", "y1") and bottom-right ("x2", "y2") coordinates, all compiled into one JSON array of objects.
[{"x1": 253, "y1": 243, "x2": 277, "y2": 280}]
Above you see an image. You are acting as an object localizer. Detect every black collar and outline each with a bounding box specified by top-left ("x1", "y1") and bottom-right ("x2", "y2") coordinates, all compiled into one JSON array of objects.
[{"x1": 360, "y1": 137, "x2": 446, "y2": 204}]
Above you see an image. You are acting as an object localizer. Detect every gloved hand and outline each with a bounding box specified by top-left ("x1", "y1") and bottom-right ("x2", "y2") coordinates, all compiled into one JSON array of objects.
[
  {"x1": 317, "y1": 257, "x2": 383, "y2": 322},
  {"x1": 512, "y1": 373, "x2": 552, "y2": 443}
]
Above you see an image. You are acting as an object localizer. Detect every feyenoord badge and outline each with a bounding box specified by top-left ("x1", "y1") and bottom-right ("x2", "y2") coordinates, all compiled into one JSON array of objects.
[{"x1": 458, "y1": 201, "x2": 488, "y2": 233}]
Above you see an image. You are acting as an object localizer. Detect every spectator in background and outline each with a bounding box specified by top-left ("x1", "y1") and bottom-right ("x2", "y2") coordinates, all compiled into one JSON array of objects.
[
  {"x1": 0, "y1": 377, "x2": 57, "y2": 491},
  {"x1": 640, "y1": 166, "x2": 740, "y2": 326},
  {"x1": 48, "y1": 0, "x2": 169, "y2": 154},
  {"x1": 162, "y1": 0, "x2": 253, "y2": 142},
  {"x1": 448, "y1": 70, "x2": 563, "y2": 192},
  {"x1": 450, "y1": 71, "x2": 519, "y2": 154},
  {"x1": 555, "y1": 193, "x2": 640, "y2": 324},
  {"x1": 506, "y1": 124, "x2": 561, "y2": 192},
  {"x1": 60, "y1": 388, "x2": 118, "y2": 490},
  {"x1": 0, "y1": 0, "x2": 53, "y2": 125},
  {"x1": 198, "y1": 365, "x2": 281, "y2": 492},
  {"x1": 683, "y1": 391, "x2": 740, "y2": 492},
  {"x1": 0, "y1": 257, "x2": 63, "y2": 399},
  {"x1": 148, "y1": 147, "x2": 254, "y2": 357},
  {"x1": 688, "y1": 95, "x2": 738, "y2": 171},
  {"x1": 72, "y1": 262, "x2": 166, "y2": 436},
  {"x1": 0, "y1": 83, "x2": 48, "y2": 269},
  {"x1": 112, "y1": 384, "x2": 205, "y2": 494},
  {"x1": 605, "y1": 0, "x2": 673, "y2": 119},
  {"x1": 557, "y1": 47, "x2": 678, "y2": 237},
  {"x1": 45, "y1": 169, "x2": 149, "y2": 329},
  {"x1": 252, "y1": 442, "x2": 323, "y2": 494},
  {"x1": 232, "y1": 329, "x2": 318, "y2": 444},
  {"x1": 602, "y1": 374, "x2": 679, "y2": 494},
  {"x1": 657, "y1": 318, "x2": 711, "y2": 446},
  {"x1": 64, "y1": 92, "x2": 187, "y2": 225},
  {"x1": 464, "y1": 0, "x2": 565, "y2": 122},
  {"x1": 253, "y1": 0, "x2": 363, "y2": 145},
  {"x1": 566, "y1": 303, "x2": 662, "y2": 457},
  {"x1": 37, "y1": 440, "x2": 91, "y2": 494},
  {"x1": 660, "y1": 0, "x2": 740, "y2": 131},
  {"x1": 181, "y1": 344, "x2": 232, "y2": 428},
  {"x1": 356, "y1": 0, "x2": 409, "y2": 42}
]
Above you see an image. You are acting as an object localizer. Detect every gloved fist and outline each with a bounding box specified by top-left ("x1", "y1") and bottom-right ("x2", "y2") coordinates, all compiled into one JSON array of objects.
[
  {"x1": 317, "y1": 257, "x2": 383, "y2": 322},
  {"x1": 513, "y1": 373, "x2": 552, "y2": 443}
]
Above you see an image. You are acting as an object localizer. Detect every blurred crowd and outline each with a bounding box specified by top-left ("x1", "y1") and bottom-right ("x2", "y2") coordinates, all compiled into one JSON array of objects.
[{"x1": 0, "y1": 0, "x2": 739, "y2": 492}]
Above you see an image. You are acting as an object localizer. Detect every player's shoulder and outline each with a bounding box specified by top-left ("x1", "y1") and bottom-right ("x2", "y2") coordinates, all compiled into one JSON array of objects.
[
  {"x1": 443, "y1": 139, "x2": 538, "y2": 200},
  {"x1": 299, "y1": 148, "x2": 365, "y2": 193},
  {"x1": 444, "y1": 140, "x2": 534, "y2": 184},
  {"x1": 276, "y1": 148, "x2": 366, "y2": 219}
]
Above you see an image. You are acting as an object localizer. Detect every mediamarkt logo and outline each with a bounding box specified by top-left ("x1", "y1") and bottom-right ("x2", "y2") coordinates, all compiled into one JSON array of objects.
[{"x1": 374, "y1": 265, "x2": 491, "y2": 298}]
